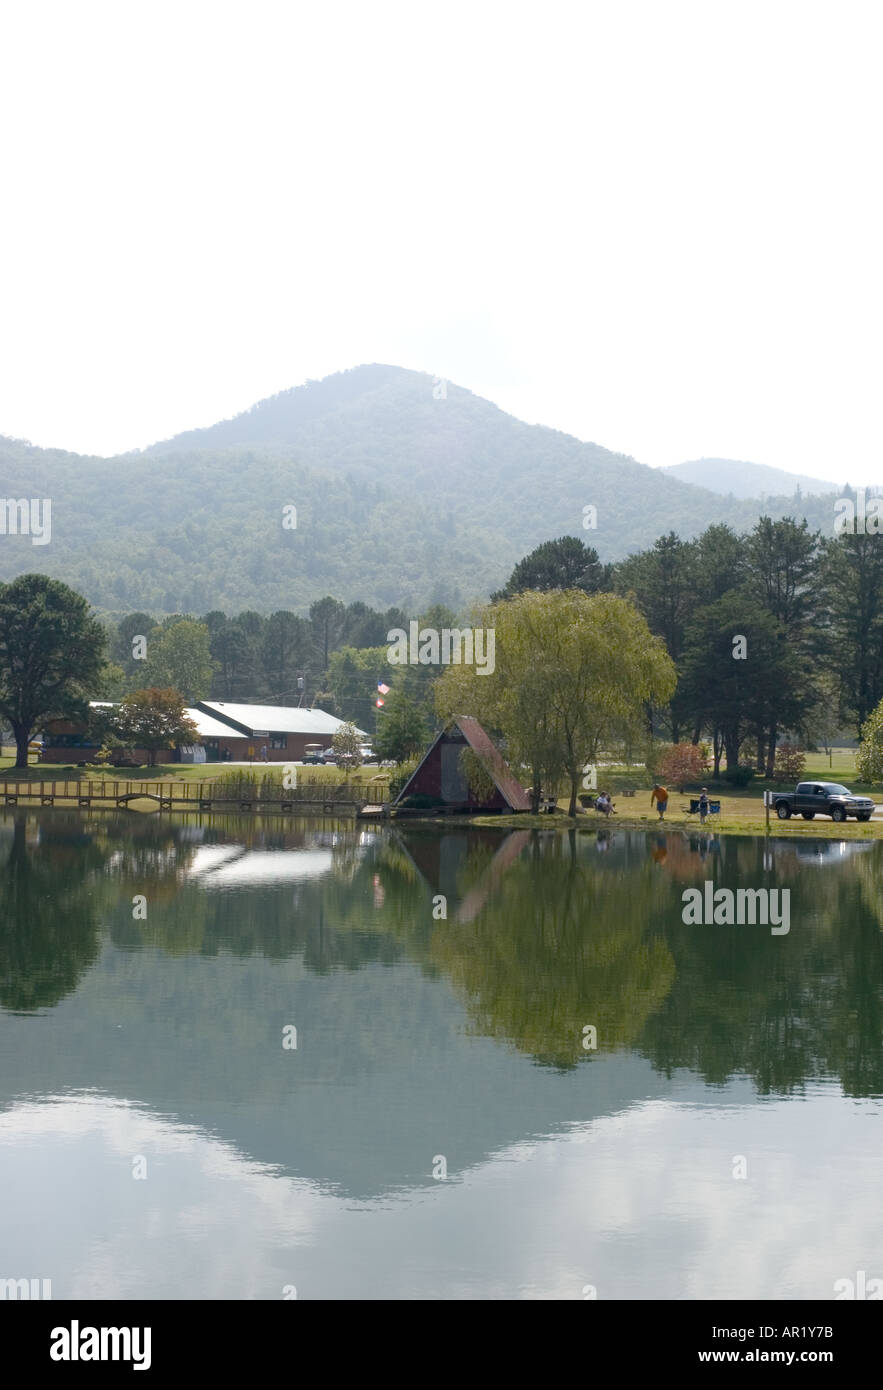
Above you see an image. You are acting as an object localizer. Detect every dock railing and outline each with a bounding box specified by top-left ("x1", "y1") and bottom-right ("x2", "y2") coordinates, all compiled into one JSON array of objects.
[{"x1": 0, "y1": 777, "x2": 390, "y2": 812}]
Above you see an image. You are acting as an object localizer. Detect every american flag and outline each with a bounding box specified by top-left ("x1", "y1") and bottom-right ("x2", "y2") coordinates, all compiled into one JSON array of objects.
[{"x1": 377, "y1": 682, "x2": 390, "y2": 694}]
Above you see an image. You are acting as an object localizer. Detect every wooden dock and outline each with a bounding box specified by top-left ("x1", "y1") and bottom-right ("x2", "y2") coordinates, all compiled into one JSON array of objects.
[{"x1": 0, "y1": 779, "x2": 390, "y2": 817}]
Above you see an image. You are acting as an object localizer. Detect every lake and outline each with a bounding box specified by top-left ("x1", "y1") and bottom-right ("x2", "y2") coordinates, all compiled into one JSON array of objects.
[{"x1": 1, "y1": 809, "x2": 881, "y2": 1300}]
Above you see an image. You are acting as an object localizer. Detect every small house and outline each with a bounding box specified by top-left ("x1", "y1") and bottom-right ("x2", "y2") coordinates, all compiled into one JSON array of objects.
[{"x1": 394, "y1": 716, "x2": 531, "y2": 813}]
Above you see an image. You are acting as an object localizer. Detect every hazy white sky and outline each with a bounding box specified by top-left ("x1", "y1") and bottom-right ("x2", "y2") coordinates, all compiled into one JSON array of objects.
[{"x1": 1, "y1": 0, "x2": 881, "y2": 483}]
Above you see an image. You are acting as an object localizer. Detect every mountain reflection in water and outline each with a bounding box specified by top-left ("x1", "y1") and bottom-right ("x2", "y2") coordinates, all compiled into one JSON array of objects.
[{"x1": 0, "y1": 810, "x2": 881, "y2": 1299}]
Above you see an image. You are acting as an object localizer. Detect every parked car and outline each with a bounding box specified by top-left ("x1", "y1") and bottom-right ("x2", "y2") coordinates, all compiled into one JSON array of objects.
[
  {"x1": 770, "y1": 782, "x2": 876, "y2": 822},
  {"x1": 302, "y1": 744, "x2": 327, "y2": 765},
  {"x1": 321, "y1": 748, "x2": 339, "y2": 764}
]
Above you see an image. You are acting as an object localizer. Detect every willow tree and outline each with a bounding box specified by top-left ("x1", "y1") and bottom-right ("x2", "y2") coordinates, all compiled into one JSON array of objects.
[
  {"x1": 429, "y1": 843, "x2": 677, "y2": 1064},
  {"x1": 434, "y1": 599, "x2": 562, "y2": 809},
  {"x1": 435, "y1": 589, "x2": 676, "y2": 815}
]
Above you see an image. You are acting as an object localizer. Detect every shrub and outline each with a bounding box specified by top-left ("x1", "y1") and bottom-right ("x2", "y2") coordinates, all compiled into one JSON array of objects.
[
  {"x1": 659, "y1": 742, "x2": 709, "y2": 791},
  {"x1": 109, "y1": 749, "x2": 139, "y2": 767},
  {"x1": 773, "y1": 743, "x2": 805, "y2": 782},
  {"x1": 388, "y1": 756, "x2": 419, "y2": 798},
  {"x1": 857, "y1": 699, "x2": 883, "y2": 783},
  {"x1": 721, "y1": 764, "x2": 754, "y2": 787},
  {"x1": 332, "y1": 720, "x2": 363, "y2": 771},
  {"x1": 644, "y1": 741, "x2": 668, "y2": 779}
]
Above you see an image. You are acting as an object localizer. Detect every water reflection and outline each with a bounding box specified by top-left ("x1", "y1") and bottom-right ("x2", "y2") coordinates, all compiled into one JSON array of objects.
[
  {"x1": 1, "y1": 810, "x2": 882, "y2": 1297},
  {"x1": 1, "y1": 812, "x2": 882, "y2": 1094},
  {"x1": 0, "y1": 816, "x2": 107, "y2": 1012},
  {"x1": 2, "y1": 1087, "x2": 878, "y2": 1300}
]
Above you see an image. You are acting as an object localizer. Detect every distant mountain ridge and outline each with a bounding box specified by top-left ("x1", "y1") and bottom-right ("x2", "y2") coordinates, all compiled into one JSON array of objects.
[
  {"x1": 661, "y1": 457, "x2": 839, "y2": 499},
  {"x1": 0, "y1": 365, "x2": 840, "y2": 616}
]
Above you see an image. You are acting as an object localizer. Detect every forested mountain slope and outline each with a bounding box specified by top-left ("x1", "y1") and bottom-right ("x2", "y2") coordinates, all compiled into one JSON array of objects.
[{"x1": 0, "y1": 365, "x2": 837, "y2": 615}]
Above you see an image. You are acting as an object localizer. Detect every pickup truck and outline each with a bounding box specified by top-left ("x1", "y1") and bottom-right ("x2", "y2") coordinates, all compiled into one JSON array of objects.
[{"x1": 770, "y1": 781, "x2": 876, "y2": 822}]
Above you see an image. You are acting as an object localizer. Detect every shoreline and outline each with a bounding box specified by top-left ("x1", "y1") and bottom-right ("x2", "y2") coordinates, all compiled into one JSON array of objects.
[
  {"x1": 4, "y1": 790, "x2": 883, "y2": 841},
  {"x1": 394, "y1": 809, "x2": 883, "y2": 839}
]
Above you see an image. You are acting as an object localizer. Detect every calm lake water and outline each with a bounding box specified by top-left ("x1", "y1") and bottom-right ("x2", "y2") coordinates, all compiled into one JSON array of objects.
[{"x1": 1, "y1": 809, "x2": 881, "y2": 1300}]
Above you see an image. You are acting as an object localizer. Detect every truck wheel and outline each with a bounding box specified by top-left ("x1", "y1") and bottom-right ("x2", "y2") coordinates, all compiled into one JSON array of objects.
[
  {"x1": 776, "y1": 802, "x2": 791, "y2": 819},
  {"x1": 831, "y1": 806, "x2": 846, "y2": 822},
  {"x1": 801, "y1": 811, "x2": 815, "y2": 820},
  {"x1": 858, "y1": 813, "x2": 871, "y2": 822}
]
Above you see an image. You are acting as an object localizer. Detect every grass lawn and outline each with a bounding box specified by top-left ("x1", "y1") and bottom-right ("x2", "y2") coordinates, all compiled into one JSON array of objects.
[
  {"x1": 801, "y1": 749, "x2": 861, "y2": 779},
  {"x1": 590, "y1": 748, "x2": 860, "y2": 792},
  {"x1": 473, "y1": 748, "x2": 880, "y2": 838}
]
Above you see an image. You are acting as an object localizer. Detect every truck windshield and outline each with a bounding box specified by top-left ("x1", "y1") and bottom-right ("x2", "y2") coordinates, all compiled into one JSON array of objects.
[{"x1": 825, "y1": 785, "x2": 852, "y2": 795}]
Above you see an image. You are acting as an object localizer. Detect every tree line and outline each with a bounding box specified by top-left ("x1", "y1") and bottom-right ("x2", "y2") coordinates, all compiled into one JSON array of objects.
[
  {"x1": 613, "y1": 519, "x2": 882, "y2": 775},
  {"x1": 6, "y1": 814, "x2": 883, "y2": 1099},
  {"x1": 3, "y1": 512, "x2": 883, "y2": 780},
  {"x1": 0, "y1": 575, "x2": 460, "y2": 767},
  {"x1": 497, "y1": 523, "x2": 883, "y2": 776},
  {"x1": 96, "y1": 514, "x2": 883, "y2": 774}
]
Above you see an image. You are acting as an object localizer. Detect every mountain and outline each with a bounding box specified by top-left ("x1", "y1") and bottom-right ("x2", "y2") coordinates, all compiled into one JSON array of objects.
[
  {"x1": 660, "y1": 457, "x2": 839, "y2": 499},
  {"x1": 0, "y1": 365, "x2": 838, "y2": 616}
]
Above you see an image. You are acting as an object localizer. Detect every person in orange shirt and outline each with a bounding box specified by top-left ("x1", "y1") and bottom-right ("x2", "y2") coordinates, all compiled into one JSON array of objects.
[{"x1": 651, "y1": 784, "x2": 669, "y2": 820}]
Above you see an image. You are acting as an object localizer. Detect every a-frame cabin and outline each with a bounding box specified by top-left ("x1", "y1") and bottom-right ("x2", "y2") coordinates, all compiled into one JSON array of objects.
[{"x1": 393, "y1": 716, "x2": 531, "y2": 813}]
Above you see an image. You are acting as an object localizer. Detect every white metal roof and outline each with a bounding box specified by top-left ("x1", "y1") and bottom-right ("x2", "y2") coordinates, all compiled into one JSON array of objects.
[
  {"x1": 199, "y1": 702, "x2": 367, "y2": 738},
  {"x1": 183, "y1": 707, "x2": 248, "y2": 739}
]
